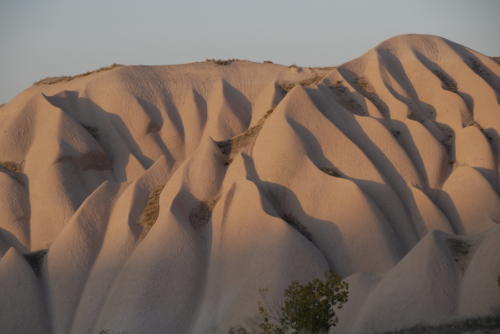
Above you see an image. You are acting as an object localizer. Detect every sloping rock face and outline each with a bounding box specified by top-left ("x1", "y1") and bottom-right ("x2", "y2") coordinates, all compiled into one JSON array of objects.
[{"x1": 0, "y1": 34, "x2": 498, "y2": 334}]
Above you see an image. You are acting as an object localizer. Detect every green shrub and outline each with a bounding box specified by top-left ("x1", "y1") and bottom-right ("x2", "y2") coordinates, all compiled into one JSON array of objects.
[{"x1": 258, "y1": 271, "x2": 349, "y2": 334}]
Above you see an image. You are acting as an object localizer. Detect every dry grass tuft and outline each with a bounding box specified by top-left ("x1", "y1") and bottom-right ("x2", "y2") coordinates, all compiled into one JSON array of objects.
[
  {"x1": 0, "y1": 161, "x2": 25, "y2": 184},
  {"x1": 33, "y1": 63, "x2": 123, "y2": 86},
  {"x1": 206, "y1": 59, "x2": 238, "y2": 66},
  {"x1": 216, "y1": 108, "x2": 274, "y2": 164},
  {"x1": 353, "y1": 76, "x2": 374, "y2": 92},
  {"x1": 466, "y1": 119, "x2": 483, "y2": 129},
  {"x1": 0, "y1": 161, "x2": 22, "y2": 174},
  {"x1": 138, "y1": 186, "x2": 164, "y2": 239},
  {"x1": 278, "y1": 75, "x2": 324, "y2": 94}
]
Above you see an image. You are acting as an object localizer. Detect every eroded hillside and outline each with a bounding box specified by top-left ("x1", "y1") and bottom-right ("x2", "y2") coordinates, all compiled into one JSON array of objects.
[{"x1": 0, "y1": 34, "x2": 499, "y2": 334}]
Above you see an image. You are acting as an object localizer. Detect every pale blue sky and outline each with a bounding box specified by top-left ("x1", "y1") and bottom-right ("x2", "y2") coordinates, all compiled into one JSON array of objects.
[{"x1": 1, "y1": 0, "x2": 499, "y2": 103}]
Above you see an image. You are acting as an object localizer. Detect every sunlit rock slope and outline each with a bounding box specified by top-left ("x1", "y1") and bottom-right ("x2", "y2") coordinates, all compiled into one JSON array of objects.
[{"x1": 0, "y1": 34, "x2": 499, "y2": 334}]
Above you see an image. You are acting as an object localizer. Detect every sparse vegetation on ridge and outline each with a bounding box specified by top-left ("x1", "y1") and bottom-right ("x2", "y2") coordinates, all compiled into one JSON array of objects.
[
  {"x1": 278, "y1": 74, "x2": 324, "y2": 93},
  {"x1": 352, "y1": 76, "x2": 373, "y2": 92},
  {"x1": 206, "y1": 58, "x2": 239, "y2": 65},
  {"x1": 466, "y1": 119, "x2": 482, "y2": 129},
  {"x1": 217, "y1": 108, "x2": 274, "y2": 165},
  {"x1": 0, "y1": 160, "x2": 25, "y2": 184},
  {"x1": 0, "y1": 161, "x2": 22, "y2": 174},
  {"x1": 33, "y1": 63, "x2": 123, "y2": 86},
  {"x1": 138, "y1": 186, "x2": 164, "y2": 240}
]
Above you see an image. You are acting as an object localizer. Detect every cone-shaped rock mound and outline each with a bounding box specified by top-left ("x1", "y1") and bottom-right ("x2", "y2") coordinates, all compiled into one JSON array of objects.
[{"x1": 0, "y1": 34, "x2": 499, "y2": 334}]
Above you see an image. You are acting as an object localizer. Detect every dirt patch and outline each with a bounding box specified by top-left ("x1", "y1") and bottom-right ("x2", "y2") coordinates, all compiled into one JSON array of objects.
[
  {"x1": 189, "y1": 198, "x2": 218, "y2": 228},
  {"x1": 447, "y1": 238, "x2": 472, "y2": 274}
]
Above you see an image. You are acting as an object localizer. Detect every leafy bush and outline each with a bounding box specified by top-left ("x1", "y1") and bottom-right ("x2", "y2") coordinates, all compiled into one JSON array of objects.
[{"x1": 258, "y1": 271, "x2": 349, "y2": 334}]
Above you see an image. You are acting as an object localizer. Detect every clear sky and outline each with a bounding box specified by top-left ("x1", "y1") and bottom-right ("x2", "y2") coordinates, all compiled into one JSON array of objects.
[{"x1": 1, "y1": 0, "x2": 499, "y2": 103}]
